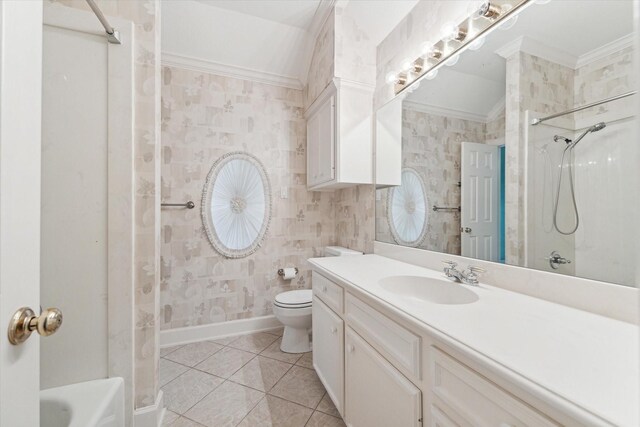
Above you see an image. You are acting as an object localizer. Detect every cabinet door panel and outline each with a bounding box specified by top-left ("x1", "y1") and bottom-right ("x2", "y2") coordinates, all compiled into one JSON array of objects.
[
  {"x1": 307, "y1": 94, "x2": 335, "y2": 188},
  {"x1": 312, "y1": 296, "x2": 344, "y2": 415},
  {"x1": 345, "y1": 327, "x2": 422, "y2": 427}
]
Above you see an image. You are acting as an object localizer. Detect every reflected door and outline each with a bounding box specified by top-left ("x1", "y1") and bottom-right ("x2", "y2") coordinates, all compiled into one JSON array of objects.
[{"x1": 461, "y1": 142, "x2": 499, "y2": 261}]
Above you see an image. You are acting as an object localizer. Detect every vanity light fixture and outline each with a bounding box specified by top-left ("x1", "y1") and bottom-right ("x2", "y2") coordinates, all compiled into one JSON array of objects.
[
  {"x1": 477, "y1": 2, "x2": 503, "y2": 20},
  {"x1": 401, "y1": 58, "x2": 424, "y2": 74},
  {"x1": 386, "y1": 71, "x2": 407, "y2": 85},
  {"x1": 424, "y1": 70, "x2": 438, "y2": 80},
  {"x1": 468, "y1": 36, "x2": 486, "y2": 51},
  {"x1": 389, "y1": 0, "x2": 532, "y2": 92},
  {"x1": 445, "y1": 55, "x2": 460, "y2": 67},
  {"x1": 441, "y1": 22, "x2": 468, "y2": 42},
  {"x1": 420, "y1": 42, "x2": 443, "y2": 60}
]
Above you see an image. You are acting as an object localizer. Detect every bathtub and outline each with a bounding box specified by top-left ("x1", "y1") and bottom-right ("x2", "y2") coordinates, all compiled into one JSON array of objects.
[{"x1": 40, "y1": 377, "x2": 124, "y2": 427}]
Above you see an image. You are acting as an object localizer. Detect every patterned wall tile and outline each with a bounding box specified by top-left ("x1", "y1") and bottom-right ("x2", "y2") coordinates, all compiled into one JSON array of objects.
[{"x1": 161, "y1": 66, "x2": 336, "y2": 330}]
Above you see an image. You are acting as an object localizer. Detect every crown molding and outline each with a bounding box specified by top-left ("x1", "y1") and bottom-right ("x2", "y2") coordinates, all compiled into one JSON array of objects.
[
  {"x1": 495, "y1": 36, "x2": 577, "y2": 69},
  {"x1": 486, "y1": 97, "x2": 506, "y2": 122},
  {"x1": 161, "y1": 52, "x2": 303, "y2": 90},
  {"x1": 403, "y1": 96, "x2": 505, "y2": 125},
  {"x1": 575, "y1": 33, "x2": 634, "y2": 69},
  {"x1": 496, "y1": 34, "x2": 634, "y2": 71},
  {"x1": 403, "y1": 100, "x2": 487, "y2": 124}
]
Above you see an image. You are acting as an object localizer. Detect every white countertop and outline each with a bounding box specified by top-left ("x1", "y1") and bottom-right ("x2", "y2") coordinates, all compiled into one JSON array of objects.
[{"x1": 308, "y1": 254, "x2": 639, "y2": 426}]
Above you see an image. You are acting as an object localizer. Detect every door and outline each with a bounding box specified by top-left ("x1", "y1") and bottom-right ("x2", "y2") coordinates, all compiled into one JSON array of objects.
[
  {"x1": 345, "y1": 327, "x2": 422, "y2": 427},
  {"x1": 461, "y1": 142, "x2": 499, "y2": 261},
  {"x1": 0, "y1": 1, "x2": 43, "y2": 425},
  {"x1": 307, "y1": 93, "x2": 335, "y2": 187},
  {"x1": 312, "y1": 296, "x2": 344, "y2": 416}
]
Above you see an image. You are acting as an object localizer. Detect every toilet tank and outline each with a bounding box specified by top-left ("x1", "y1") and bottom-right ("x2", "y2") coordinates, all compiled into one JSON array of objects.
[{"x1": 324, "y1": 246, "x2": 363, "y2": 257}]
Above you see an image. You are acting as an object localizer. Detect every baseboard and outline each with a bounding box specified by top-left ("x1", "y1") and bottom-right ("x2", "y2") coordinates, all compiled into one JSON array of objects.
[
  {"x1": 133, "y1": 390, "x2": 164, "y2": 427},
  {"x1": 160, "y1": 315, "x2": 282, "y2": 347}
]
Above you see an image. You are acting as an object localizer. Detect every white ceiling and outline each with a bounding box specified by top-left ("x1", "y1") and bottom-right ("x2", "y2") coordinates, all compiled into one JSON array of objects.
[
  {"x1": 162, "y1": 0, "x2": 419, "y2": 88},
  {"x1": 194, "y1": 0, "x2": 323, "y2": 30},
  {"x1": 406, "y1": 0, "x2": 634, "y2": 119}
]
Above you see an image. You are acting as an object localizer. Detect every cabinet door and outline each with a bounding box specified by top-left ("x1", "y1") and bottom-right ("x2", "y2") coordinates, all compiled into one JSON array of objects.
[
  {"x1": 345, "y1": 327, "x2": 422, "y2": 427},
  {"x1": 312, "y1": 296, "x2": 344, "y2": 415},
  {"x1": 307, "y1": 94, "x2": 335, "y2": 187}
]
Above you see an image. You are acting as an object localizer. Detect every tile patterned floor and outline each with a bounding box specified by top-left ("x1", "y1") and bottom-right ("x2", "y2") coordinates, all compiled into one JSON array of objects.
[{"x1": 161, "y1": 328, "x2": 346, "y2": 427}]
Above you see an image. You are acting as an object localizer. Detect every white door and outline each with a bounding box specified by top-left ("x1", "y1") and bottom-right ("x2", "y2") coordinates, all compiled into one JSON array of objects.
[
  {"x1": 461, "y1": 142, "x2": 499, "y2": 261},
  {"x1": 0, "y1": 2, "x2": 43, "y2": 425},
  {"x1": 312, "y1": 297, "x2": 344, "y2": 416},
  {"x1": 345, "y1": 327, "x2": 422, "y2": 427}
]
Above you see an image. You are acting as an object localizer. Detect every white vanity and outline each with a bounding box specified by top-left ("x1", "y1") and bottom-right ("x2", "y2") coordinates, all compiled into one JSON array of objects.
[{"x1": 309, "y1": 255, "x2": 638, "y2": 427}]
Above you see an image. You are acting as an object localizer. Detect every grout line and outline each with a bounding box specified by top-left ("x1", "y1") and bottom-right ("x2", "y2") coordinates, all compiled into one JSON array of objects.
[{"x1": 233, "y1": 394, "x2": 266, "y2": 426}]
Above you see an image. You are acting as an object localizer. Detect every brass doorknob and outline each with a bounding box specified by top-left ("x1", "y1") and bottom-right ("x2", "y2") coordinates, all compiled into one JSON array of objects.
[{"x1": 7, "y1": 307, "x2": 63, "y2": 345}]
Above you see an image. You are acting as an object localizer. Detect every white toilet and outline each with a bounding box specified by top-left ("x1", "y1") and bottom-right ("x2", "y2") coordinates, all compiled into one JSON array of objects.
[{"x1": 274, "y1": 246, "x2": 362, "y2": 353}]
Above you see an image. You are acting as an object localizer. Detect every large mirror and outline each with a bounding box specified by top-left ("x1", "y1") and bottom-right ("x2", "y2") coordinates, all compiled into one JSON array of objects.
[{"x1": 376, "y1": 0, "x2": 638, "y2": 286}]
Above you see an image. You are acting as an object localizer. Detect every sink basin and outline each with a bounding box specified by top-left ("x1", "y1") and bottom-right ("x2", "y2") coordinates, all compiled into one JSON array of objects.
[{"x1": 379, "y1": 275, "x2": 479, "y2": 305}]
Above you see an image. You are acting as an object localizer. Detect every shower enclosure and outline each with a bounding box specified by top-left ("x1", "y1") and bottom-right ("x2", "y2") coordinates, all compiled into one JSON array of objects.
[{"x1": 525, "y1": 95, "x2": 638, "y2": 286}]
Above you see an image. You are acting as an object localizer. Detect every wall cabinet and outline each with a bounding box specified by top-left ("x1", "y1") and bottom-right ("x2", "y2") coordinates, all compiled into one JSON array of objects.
[
  {"x1": 312, "y1": 296, "x2": 344, "y2": 416},
  {"x1": 305, "y1": 79, "x2": 373, "y2": 191},
  {"x1": 345, "y1": 327, "x2": 422, "y2": 427}
]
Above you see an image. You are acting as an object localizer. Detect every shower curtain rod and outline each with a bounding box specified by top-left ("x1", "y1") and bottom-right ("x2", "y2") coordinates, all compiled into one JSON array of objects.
[
  {"x1": 85, "y1": 0, "x2": 121, "y2": 44},
  {"x1": 531, "y1": 90, "x2": 636, "y2": 126}
]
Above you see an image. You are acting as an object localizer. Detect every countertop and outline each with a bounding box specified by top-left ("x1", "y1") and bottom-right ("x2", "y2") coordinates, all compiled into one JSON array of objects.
[{"x1": 308, "y1": 254, "x2": 638, "y2": 426}]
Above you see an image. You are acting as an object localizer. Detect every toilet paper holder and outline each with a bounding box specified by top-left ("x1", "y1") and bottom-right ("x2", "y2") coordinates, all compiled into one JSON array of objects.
[{"x1": 277, "y1": 268, "x2": 299, "y2": 277}]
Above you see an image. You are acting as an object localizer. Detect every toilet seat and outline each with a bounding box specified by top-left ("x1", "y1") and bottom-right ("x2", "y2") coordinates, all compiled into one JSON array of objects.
[{"x1": 274, "y1": 289, "x2": 312, "y2": 309}]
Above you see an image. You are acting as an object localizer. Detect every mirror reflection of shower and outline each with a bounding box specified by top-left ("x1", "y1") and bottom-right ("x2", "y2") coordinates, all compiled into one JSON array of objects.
[{"x1": 552, "y1": 122, "x2": 606, "y2": 235}]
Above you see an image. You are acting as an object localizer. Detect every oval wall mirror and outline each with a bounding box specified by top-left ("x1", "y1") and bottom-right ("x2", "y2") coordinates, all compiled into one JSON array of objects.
[
  {"x1": 387, "y1": 168, "x2": 428, "y2": 247},
  {"x1": 202, "y1": 152, "x2": 271, "y2": 258}
]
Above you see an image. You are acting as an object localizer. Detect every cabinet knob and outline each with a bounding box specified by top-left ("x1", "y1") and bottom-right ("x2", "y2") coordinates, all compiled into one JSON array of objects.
[
  {"x1": 330, "y1": 327, "x2": 337, "y2": 334},
  {"x1": 347, "y1": 344, "x2": 355, "y2": 353}
]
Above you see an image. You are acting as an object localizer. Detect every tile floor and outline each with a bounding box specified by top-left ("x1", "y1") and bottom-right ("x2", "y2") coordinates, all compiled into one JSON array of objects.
[{"x1": 161, "y1": 329, "x2": 346, "y2": 427}]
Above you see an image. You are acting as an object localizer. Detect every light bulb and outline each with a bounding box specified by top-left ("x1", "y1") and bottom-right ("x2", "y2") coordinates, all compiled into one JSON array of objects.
[
  {"x1": 499, "y1": 15, "x2": 518, "y2": 30},
  {"x1": 400, "y1": 58, "x2": 413, "y2": 72},
  {"x1": 445, "y1": 55, "x2": 460, "y2": 67},
  {"x1": 425, "y1": 70, "x2": 438, "y2": 80},
  {"x1": 476, "y1": 1, "x2": 502, "y2": 20},
  {"x1": 385, "y1": 71, "x2": 398, "y2": 84},
  {"x1": 420, "y1": 41, "x2": 442, "y2": 60},
  {"x1": 468, "y1": 36, "x2": 486, "y2": 51},
  {"x1": 441, "y1": 22, "x2": 463, "y2": 42}
]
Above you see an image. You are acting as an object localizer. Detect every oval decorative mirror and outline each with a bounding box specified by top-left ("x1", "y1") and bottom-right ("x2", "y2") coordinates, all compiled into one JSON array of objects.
[
  {"x1": 202, "y1": 152, "x2": 271, "y2": 258},
  {"x1": 387, "y1": 168, "x2": 428, "y2": 247}
]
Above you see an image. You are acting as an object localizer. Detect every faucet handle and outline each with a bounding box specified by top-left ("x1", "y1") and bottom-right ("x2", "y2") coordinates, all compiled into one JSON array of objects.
[
  {"x1": 442, "y1": 260, "x2": 458, "y2": 268},
  {"x1": 467, "y1": 265, "x2": 486, "y2": 274}
]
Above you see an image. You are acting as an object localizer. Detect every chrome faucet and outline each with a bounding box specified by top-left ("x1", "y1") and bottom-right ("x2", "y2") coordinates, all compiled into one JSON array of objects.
[
  {"x1": 442, "y1": 261, "x2": 485, "y2": 286},
  {"x1": 547, "y1": 251, "x2": 571, "y2": 270}
]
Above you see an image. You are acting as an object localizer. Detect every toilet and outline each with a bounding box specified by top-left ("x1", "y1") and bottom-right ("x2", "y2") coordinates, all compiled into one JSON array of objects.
[{"x1": 274, "y1": 246, "x2": 362, "y2": 353}]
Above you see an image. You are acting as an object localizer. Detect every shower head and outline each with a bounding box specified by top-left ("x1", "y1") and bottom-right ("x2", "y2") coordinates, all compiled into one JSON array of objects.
[{"x1": 570, "y1": 121, "x2": 607, "y2": 148}]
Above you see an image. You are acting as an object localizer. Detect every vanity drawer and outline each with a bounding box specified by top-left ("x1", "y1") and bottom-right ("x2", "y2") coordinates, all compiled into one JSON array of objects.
[
  {"x1": 312, "y1": 271, "x2": 344, "y2": 314},
  {"x1": 430, "y1": 347, "x2": 559, "y2": 427},
  {"x1": 345, "y1": 293, "x2": 421, "y2": 379}
]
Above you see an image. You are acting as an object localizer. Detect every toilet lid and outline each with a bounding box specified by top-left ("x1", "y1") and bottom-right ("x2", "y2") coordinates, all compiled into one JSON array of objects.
[{"x1": 274, "y1": 290, "x2": 312, "y2": 308}]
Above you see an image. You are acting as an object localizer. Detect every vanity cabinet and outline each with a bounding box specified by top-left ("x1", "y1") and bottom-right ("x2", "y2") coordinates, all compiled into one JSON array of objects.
[
  {"x1": 429, "y1": 348, "x2": 559, "y2": 427},
  {"x1": 345, "y1": 327, "x2": 422, "y2": 427},
  {"x1": 305, "y1": 79, "x2": 373, "y2": 191},
  {"x1": 311, "y1": 271, "x2": 566, "y2": 427},
  {"x1": 312, "y1": 296, "x2": 344, "y2": 416}
]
